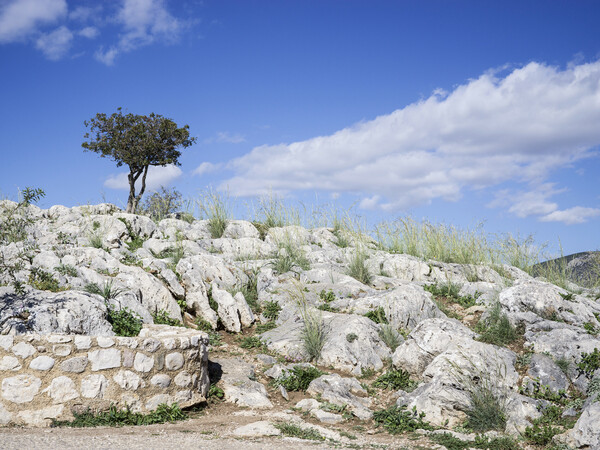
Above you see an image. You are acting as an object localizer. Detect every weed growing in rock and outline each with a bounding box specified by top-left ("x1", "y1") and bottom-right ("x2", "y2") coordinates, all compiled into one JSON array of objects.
[
  {"x1": 379, "y1": 324, "x2": 403, "y2": 351},
  {"x1": 373, "y1": 369, "x2": 417, "y2": 392},
  {"x1": 0, "y1": 187, "x2": 45, "y2": 244},
  {"x1": 424, "y1": 281, "x2": 477, "y2": 308},
  {"x1": 429, "y1": 433, "x2": 516, "y2": 450},
  {"x1": 255, "y1": 321, "x2": 277, "y2": 333},
  {"x1": 271, "y1": 239, "x2": 310, "y2": 274},
  {"x1": 476, "y1": 303, "x2": 518, "y2": 346},
  {"x1": 372, "y1": 405, "x2": 433, "y2": 433},
  {"x1": 465, "y1": 385, "x2": 507, "y2": 432},
  {"x1": 274, "y1": 366, "x2": 323, "y2": 391},
  {"x1": 319, "y1": 289, "x2": 336, "y2": 303},
  {"x1": 88, "y1": 232, "x2": 104, "y2": 249},
  {"x1": 55, "y1": 263, "x2": 78, "y2": 277},
  {"x1": 364, "y1": 306, "x2": 388, "y2": 324},
  {"x1": 106, "y1": 306, "x2": 143, "y2": 337},
  {"x1": 84, "y1": 280, "x2": 126, "y2": 301},
  {"x1": 347, "y1": 249, "x2": 372, "y2": 285},
  {"x1": 262, "y1": 300, "x2": 282, "y2": 320},
  {"x1": 196, "y1": 189, "x2": 230, "y2": 238},
  {"x1": 577, "y1": 348, "x2": 600, "y2": 377},
  {"x1": 274, "y1": 422, "x2": 325, "y2": 441},
  {"x1": 152, "y1": 309, "x2": 182, "y2": 327},
  {"x1": 301, "y1": 309, "x2": 328, "y2": 362},
  {"x1": 207, "y1": 384, "x2": 224, "y2": 401},
  {"x1": 53, "y1": 403, "x2": 186, "y2": 427},
  {"x1": 229, "y1": 268, "x2": 260, "y2": 313},
  {"x1": 346, "y1": 332, "x2": 358, "y2": 343},
  {"x1": 28, "y1": 267, "x2": 61, "y2": 292},
  {"x1": 238, "y1": 336, "x2": 265, "y2": 349}
]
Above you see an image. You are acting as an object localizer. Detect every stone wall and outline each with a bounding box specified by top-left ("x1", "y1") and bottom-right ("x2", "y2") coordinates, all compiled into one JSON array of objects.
[{"x1": 0, "y1": 325, "x2": 209, "y2": 426}]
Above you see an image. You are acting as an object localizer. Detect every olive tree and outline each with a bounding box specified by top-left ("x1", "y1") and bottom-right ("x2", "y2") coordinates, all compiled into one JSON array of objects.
[{"x1": 82, "y1": 108, "x2": 196, "y2": 213}]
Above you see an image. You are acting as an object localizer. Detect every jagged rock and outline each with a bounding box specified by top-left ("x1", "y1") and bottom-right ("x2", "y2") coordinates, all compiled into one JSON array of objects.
[
  {"x1": 306, "y1": 373, "x2": 372, "y2": 419},
  {"x1": 210, "y1": 285, "x2": 255, "y2": 332},
  {"x1": 554, "y1": 401, "x2": 600, "y2": 448},
  {"x1": 112, "y1": 213, "x2": 157, "y2": 239},
  {"x1": 223, "y1": 220, "x2": 260, "y2": 239},
  {"x1": 211, "y1": 358, "x2": 272, "y2": 408},
  {"x1": 522, "y1": 354, "x2": 570, "y2": 394}
]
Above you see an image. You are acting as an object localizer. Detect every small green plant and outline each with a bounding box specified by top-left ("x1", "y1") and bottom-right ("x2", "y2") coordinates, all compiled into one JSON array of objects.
[
  {"x1": 195, "y1": 317, "x2": 213, "y2": 332},
  {"x1": 317, "y1": 303, "x2": 337, "y2": 312},
  {"x1": 319, "y1": 289, "x2": 336, "y2": 303},
  {"x1": 346, "y1": 332, "x2": 358, "y2": 343},
  {"x1": 229, "y1": 269, "x2": 260, "y2": 313},
  {"x1": 84, "y1": 280, "x2": 126, "y2": 300},
  {"x1": 373, "y1": 369, "x2": 418, "y2": 392},
  {"x1": 55, "y1": 264, "x2": 78, "y2": 277},
  {"x1": 577, "y1": 348, "x2": 600, "y2": 377},
  {"x1": 52, "y1": 403, "x2": 186, "y2": 427},
  {"x1": 138, "y1": 186, "x2": 186, "y2": 222},
  {"x1": 196, "y1": 189, "x2": 230, "y2": 238},
  {"x1": 587, "y1": 376, "x2": 600, "y2": 401},
  {"x1": 207, "y1": 384, "x2": 224, "y2": 400},
  {"x1": 262, "y1": 300, "x2": 282, "y2": 320},
  {"x1": 520, "y1": 379, "x2": 568, "y2": 405},
  {"x1": 239, "y1": 336, "x2": 265, "y2": 349},
  {"x1": 106, "y1": 306, "x2": 143, "y2": 337},
  {"x1": 379, "y1": 324, "x2": 403, "y2": 351},
  {"x1": 255, "y1": 321, "x2": 277, "y2": 333},
  {"x1": 0, "y1": 187, "x2": 45, "y2": 244},
  {"x1": 301, "y1": 309, "x2": 328, "y2": 362},
  {"x1": 476, "y1": 303, "x2": 518, "y2": 346},
  {"x1": 424, "y1": 281, "x2": 477, "y2": 308},
  {"x1": 464, "y1": 385, "x2": 507, "y2": 432},
  {"x1": 364, "y1": 306, "x2": 388, "y2": 324},
  {"x1": 28, "y1": 267, "x2": 61, "y2": 292},
  {"x1": 372, "y1": 405, "x2": 433, "y2": 433},
  {"x1": 584, "y1": 322, "x2": 599, "y2": 336},
  {"x1": 347, "y1": 249, "x2": 372, "y2": 285},
  {"x1": 273, "y1": 422, "x2": 325, "y2": 441},
  {"x1": 271, "y1": 240, "x2": 311, "y2": 274},
  {"x1": 429, "y1": 433, "x2": 516, "y2": 450},
  {"x1": 274, "y1": 366, "x2": 324, "y2": 391},
  {"x1": 152, "y1": 309, "x2": 182, "y2": 327},
  {"x1": 88, "y1": 232, "x2": 104, "y2": 249},
  {"x1": 554, "y1": 356, "x2": 571, "y2": 375}
]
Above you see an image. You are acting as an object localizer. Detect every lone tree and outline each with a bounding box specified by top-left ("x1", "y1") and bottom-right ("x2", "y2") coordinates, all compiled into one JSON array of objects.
[{"x1": 82, "y1": 108, "x2": 196, "y2": 213}]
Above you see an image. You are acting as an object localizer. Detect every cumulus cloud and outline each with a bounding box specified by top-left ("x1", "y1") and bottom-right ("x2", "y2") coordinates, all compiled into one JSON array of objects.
[
  {"x1": 0, "y1": 0, "x2": 66, "y2": 43},
  {"x1": 540, "y1": 207, "x2": 600, "y2": 225},
  {"x1": 35, "y1": 25, "x2": 72, "y2": 60},
  {"x1": 104, "y1": 164, "x2": 182, "y2": 191},
  {"x1": 96, "y1": 0, "x2": 181, "y2": 65},
  {"x1": 222, "y1": 60, "x2": 600, "y2": 223},
  {"x1": 193, "y1": 162, "x2": 221, "y2": 176},
  {"x1": 78, "y1": 26, "x2": 98, "y2": 39}
]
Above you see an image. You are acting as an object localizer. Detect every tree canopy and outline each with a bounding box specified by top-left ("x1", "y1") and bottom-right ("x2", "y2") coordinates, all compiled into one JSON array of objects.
[{"x1": 82, "y1": 108, "x2": 196, "y2": 213}]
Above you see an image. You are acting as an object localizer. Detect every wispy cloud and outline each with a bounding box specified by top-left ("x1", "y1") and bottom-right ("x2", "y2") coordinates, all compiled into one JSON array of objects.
[
  {"x1": 222, "y1": 60, "x2": 600, "y2": 223},
  {"x1": 0, "y1": 0, "x2": 66, "y2": 43},
  {"x1": 35, "y1": 25, "x2": 72, "y2": 60},
  {"x1": 95, "y1": 0, "x2": 182, "y2": 65},
  {"x1": 204, "y1": 131, "x2": 246, "y2": 144},
  {"x1": 540, "y1": 207, "x2": 600, "y2": 225},
  {"x1": 78, "y1": 26, "x2": 98, "y2": 39},
  {"x1": 193, "y1": 162, "x2": 222, "y2": 176},
  {"x1": 104, "y1": 164, "x2": 182, "y2": 191}
]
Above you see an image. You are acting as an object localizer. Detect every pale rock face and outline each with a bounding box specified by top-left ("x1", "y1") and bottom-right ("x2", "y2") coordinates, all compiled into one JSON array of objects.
[
  {"x1": 307, "y1": 374, "x2": 372, "y2": 420},
  {"x1": 29, "y1": 355, "x2": 55, "y2": 371},
  {"x1": 81, "y1": 374, "x2": 108, "y2": 398},
  {"x1": 150, "y1": 374, "x2": 171, "y2": 388},
  {"x1": 165, "y1": 352, "x2": 184, "y2": 371},
  {"x1": 210, "y1": 285, "x2": 255, "y2": 333},
  {"x1": 223, "y1": 220, "x2": 259, "y2": 239},
  {"x1": 88, "y1": 348, "x2": 121, "y2": 371},
  {"x1": 145, "y1": 394, "x2": 172, "y2": 411},
  {"x1": 379, "y1": 254, "x2": 431, "y2": 282},
  {"x1": 0, "y1": 356, "x2": 21, "y2": 371},
  {"x1": 113, "y1": 370, "x2": 144, "y2": 391},
  {"x1": 1, "y1": 374, "x2": 42, "y2": 403},
  {"x1": 43, "y1": 376, "x2": 79, "y2": 403},
  {"x1": 0, "y1": 402, "x2": 12, "y2": 425},
  {"x1": 232, "y1": 421, "x2": 281, "y2": 437},
  {"x1": 555, "y1": 401, "x2": 600, "y2": 449},
  {"x1": 133, "y1": 352, "x2": 154, "y2": 372},
  {"x1": 60, "y1": 356, "x2": 88, "y2": 373},
  {"x1": 112, "y1": 213, "x2": 157, "y2": 239},
  {"x1": 17, "y1": 405, "x2": 64, "y2": 427},
  {"x1": 11, "y1": 342, "x2": 36, "y2": 358}
]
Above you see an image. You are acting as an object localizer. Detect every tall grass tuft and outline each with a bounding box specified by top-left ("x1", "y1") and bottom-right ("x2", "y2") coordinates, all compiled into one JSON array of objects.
[
  {"x1": 196, "y1": 189, "x2": 231, "y2": 238},
  {"x1": 347, "y1": 248, "x2": 372, "y2": 285}
]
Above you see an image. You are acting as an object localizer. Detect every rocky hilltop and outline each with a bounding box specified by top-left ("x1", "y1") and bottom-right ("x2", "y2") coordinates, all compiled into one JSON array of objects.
[{"x1": 1, "y1": 200, "x2": 599, "y2": 449}]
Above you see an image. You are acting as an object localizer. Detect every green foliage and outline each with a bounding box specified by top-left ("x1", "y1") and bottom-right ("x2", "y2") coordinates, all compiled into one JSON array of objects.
[
  {"x1": 372, "y1": 406, "x2": 433, "y2": 434},
  {"x1": 587, "y1": 376, "x2": 600, "y2": 401},
  {"x1": 319, "y1": 289, "x2": 336, "y2": 303},
  {"x1": 379, "y1": 324, "x2": 403, "y2": 351},
  {"x1": 28, "y1": 267, "x2": 61, "y2": 292},
  {"x1": 584, "y1": 322, "x2": 599, "y2": 336},
  {"x1": 229, "y1": 269, "x2": 259, "y2": 313},
  {"x1": 238, "y1": 336, "x2": 265, "y2": 349},
  {"x1": 333, "y1": 229, "x2": 350, "y2": 248},
  {"x1": 262, "y1": 300, "x2": 282, "y2": 320},
  {"x1": 138, "y1": 186, "x2": 187, "y2": 222},
  {"x1": 476, "y1": 303, "x2": 518, "y2": 346},
  {"x1": 82, "y1": 108, "x2": 196, "y2": 213},
  {"x1": 88, "y1": 232, "x2": 104, "y2": 249},
  {"x1": 424, "y1": 282, "x2": 477, "y2": 308},
  {"x1": 524, "y1": 422, "x2": 562, "y2": 446},
  {"x1": 300, "y1": 309, "x2": 328, "y2": 362},
  {"x1": 84, "y1": 280, "x2": 126, "y2": 300},
  {"x1": 274, "y1": 422, "x2": 325, "y2": 441},
  {"x1": 429, "y1": 433, "x2": 516, "y2": 450},
  {"x1": 55, "y1": 264, "x2": 78, "y2": 277},
  {"x1": 0, "y1": 187, "x2": 45, "y2": 244},
  {"x1": 346, "y1": 332, "x2": 358, "y2": 343},
  {"x1": 520, "y1": 379, "x2": 569, "y2": 405},
  {"x1": 152, "y1": 309, "x2": 182, "y2": 327},
  {"x1": 347, "y1": 250, "x2": 372, "y2": 285},
  {"x1": 577, "y1": 348, "x2": 600, "y2": 377},
  {"x1": 53, "y1": 403, "x2": 185, "y2": 427},
  {"x1": 274, "y1": 366, "x2": 324, "y2": 392},
  {"x1": 364, "y1": 306, "x2": 388, "y2": 324},
  {"x1": 195, "y1": 317, "x2": 213, "y2": 332},
  {"x1": 255, "y1": 321, "x2": 277, "y2": 333},
  {"x1": 252, "y1": 193, "x2": 299, "y2": 230},
  {"x1": 373, "y1": 369, "x2": 417, "y2": 391},
  {"x1": 207, "y1": 384, "x2": 224, "y2": 400},
  {"x1": 465, "y1": 386, "x2": 507, "y2": 432},
  {"x1": 195, "y1": 189, "x2": 230, "y2": 238},
  {"x1": 271, "y1": 240, "x2": 311, "y2": 274},
  {"x1": 106, "y1": 306, "x2": 143, "y2": 337}
]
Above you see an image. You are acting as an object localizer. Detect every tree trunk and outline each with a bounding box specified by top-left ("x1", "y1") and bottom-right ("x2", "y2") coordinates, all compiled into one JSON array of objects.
[
  {"x1": 126, "y1": 167, "x2": 145, "y2": 213},
  {"x1": 131, "y1": 166, "x2": 149, "y2": 214}
]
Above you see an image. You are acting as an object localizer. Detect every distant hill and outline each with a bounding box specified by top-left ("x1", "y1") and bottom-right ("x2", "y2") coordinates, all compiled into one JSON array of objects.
[{"x1": 534, "y1": 251, "x2": 600, "y2": 289}]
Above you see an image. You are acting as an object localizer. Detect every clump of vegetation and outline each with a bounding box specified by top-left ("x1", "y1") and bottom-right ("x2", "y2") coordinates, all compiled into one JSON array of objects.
[
  {"x1": 372, "y1": 406, "x2": 433, "y2": 433},
  {"x1": 274, "y1": 366, "x2": 324, "y2": 392},
  {"x1": 88, "y1": 232, "x2": 104, "y2": 249},
  {"x1": 577, "y1": 348, "x2": 600, "y2": 377},
  {"x1": 520, "y1": 379, "x2": 569, "y2": 405},
  {"x1": 301, "y1": 309, "x2": 328, "y2": 362},
  {"x1": 262, "y1": 300, "x2": 282, "y2": 320},
  {"x1": 273, "y1": 422, "x2": 325, "y2": 441},
  {"x1": 229, "y1": 269, "x2": 259, "y2": 313},
  {"x1": 53, "y1": 403, "x2": 186, "y2": 427},
  {"x1": 424, "y1": 281, "x2": 477, "y2": 308},
  {"x1": 196, "y1": 189, "x2": 230, "y2": 238},
  {"x1": 207, "y1": 383, "x2": 224, "y2": 401},
  {"x1": 255, "y1": 321, "x2": 277, "y2": 333},
  {"x1": 319, "y1": 289, "x2": 336, "y2": 303},
  {"x1": 271, "y1": 239, "x2": 311, "y2": 274},
  {"x1": 0, "y1": 187, "x2": 45, "y2": 244},
  {"x1": 464, "y1": 384, "x2": 507, "y2": 432},
  {"x1": 476, "y1": 303, "x2": 518, "y2": 346},
  {"x1": 373, "y1": 369, "x2": 417, "y2": 392},
  {"x1": 152, "y1": 309, "x2": 182, "y2": 327},
  {"x1": 28, "y1": 267, "x2": 61, "y2": 292},
  {"x1": 84, "y1": 280, "x2": 126, "y2": 301},
  {"x1": 429, "y1": 433, "x2": 516, "y2": 450},
  {"x1": 347, "y1": 249, "x2": 372, "y2": 285},
  {"x1": 379, "y1": 324, "x2": 403, "y2": 351},
  {"x1": 106, "y1": 305, "x2": 143, "y2": 337},
  {"x1": 55, "y1": 263, "x2": 78, "y2": 277},
  {"x1": 523, "y1": 404, "x2": 576, "y2": 446},
  {"x1": 364, "y1": 306, "x2": 388, "y2": 324},
  {"x1": 346, "y1": 332, "x2": 358, "y2": 343},
  {"x1": 138, "y1": 186, "x2": 190, "y2": 222},
  {"x1": 238, "y1": 336, "x2": 265, "y2": 349},
  {"x1": 252, "y1": 192, "x2": 300, "y2": 231}
]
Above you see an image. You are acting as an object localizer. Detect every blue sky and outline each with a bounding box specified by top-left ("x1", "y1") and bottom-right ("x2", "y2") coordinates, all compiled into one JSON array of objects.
[{"x1": 1, "y1": 0, "x2": 599, "y2": 256}]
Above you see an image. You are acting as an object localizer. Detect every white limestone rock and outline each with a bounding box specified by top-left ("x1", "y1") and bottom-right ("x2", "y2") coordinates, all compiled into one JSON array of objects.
[{"x1": 1, "y1": 374, "x2": 42, "y2": 403}]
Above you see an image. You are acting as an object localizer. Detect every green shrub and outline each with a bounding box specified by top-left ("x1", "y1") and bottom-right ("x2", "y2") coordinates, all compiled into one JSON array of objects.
[
  {"x1": 379, "y1": 324, "x2": 403, "y2": 351},
  {"x1": 273, "y1": 422, "x2": 325, "y2": 441},
  {"x1": 424, "y1": 281, "x2": 477, "y2": 308},
  {"x1": 524, "y1": 422, "x2": 561, "y2": 446},
  {"x1": 262, "y1": 300, "x2": 281, "y2": 320},
  {"x1": 347, "y1": 250, "x2": 372, "y2": 285},
  {"x1": 53, "y1": 403, "x2": 185, "y2": 427},
  {"x1": 255, "y1": 321, "x2": 277, "y2": 333},
  {"x1": 84, "y1": 280, "x2": 126, "y2": 300},
  {"x1": 301, "y1": 309, "x2": 328, "y2": 362},
  {"x1": 239, "y1": 336, "x2": 265, "y2": 349},
  {"x1": 364, "y1": 306, "x2": 388, "y2": 324},
  {"x1": 520, "y1": 379, "x2": 568, "y2": 405},
  {"x1": 0, "y1": 187, "x2": 45, "y2": 244},
  {"x1": 137, "y1": 187, "x2": 186, "y2": 222},
  {"x1": 274, "y1": 366, "x2": 323, "y2": 391},
  {"x1": 107, "y1": 306, "x2": 143, "y2": 337},
  {"x1": 430, "y1": 433, "x2": 516, "y2": 450},
  {"x1": 88, "y1": 232, "x2": 104, "y2": 249},
  {"x1": 319, "y1": 289, "x2": 336, "y2": 303},
  {"x1": 271, "y1": 240, "x2": 310, "y2": 274},
  {"x1": 584, "y1": 322, "x2": 599, "y2": 336},
  {"x1": 373, "y1": 369, "x2": 417, "y2": 391},
  {"x1": 476, "y1": 303, "x2": 518, "y2": 346},
  {"x1": 207, "y1": 384, "x2": 224, "y2": 400},
  {"x1": 372, "y1": 406, "x2": 433, "y2": 433},
  {"x1": 196, "y1": 189, "x2": 230, "y2": 238},
  {"x1": 465, "y1": 386, "x2": 507, "y2": 432},
  {"x1": 152, "y1": 309, "x2": 182, "y2": 327},
  {"x1": 28, "y1": 267, "x2": 61, "y2": 292},
  {"x1": 229, "y1": 269, "x2": 259, "y2": 313},
  {"x1": 577, "y1": 348, "x2": 600, "y2": 377},
  {"x1": 55, "y1": 264, "x2": 78, "y2": 277}
]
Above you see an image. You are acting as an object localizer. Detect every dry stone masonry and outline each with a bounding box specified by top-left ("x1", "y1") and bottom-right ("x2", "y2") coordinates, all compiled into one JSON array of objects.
[{"x1": 0, "y1": 325, "x2": 209, "y2": 426}]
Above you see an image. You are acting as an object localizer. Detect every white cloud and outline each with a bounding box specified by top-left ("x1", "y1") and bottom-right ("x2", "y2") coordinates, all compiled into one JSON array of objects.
[
  {"x1": 69, "y1": 5, "x2": 102, "y2": 22},
  {"x1": 78, "y1": 26, "x2": 98, "y2": 39},
  {"x1": 193, "y1": 162, "x2": 221, "y2": 176},
  {"x1": 540, "y1": 207, "x2": 600, "y2": 225},
  {"x1": 215, "y1": 132, "x2": 245, "y2": 144},
  {"x1": 95, "y1": 0, "x2": 181, "y2": 65},
  {"x1": 223, "y1": 60, "x2": 600, "y2": 222},
  {"x1": 35, "y1": 25, "x2": 72, "y2": 60},
  {"x1": 104, "y1": 164, "x2": 182, "y2": 191},
  {"x1": 0, "y1": 0, "x2": 66, "y2": 43}
]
